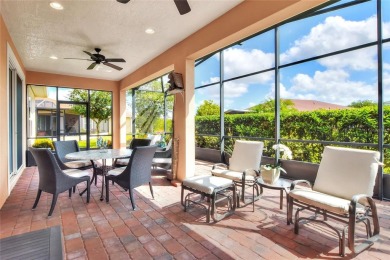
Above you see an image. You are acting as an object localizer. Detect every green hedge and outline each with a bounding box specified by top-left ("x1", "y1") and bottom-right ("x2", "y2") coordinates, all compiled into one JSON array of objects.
[{"x1": 196, "y1": 107, "x2": 390, "y2": 172}]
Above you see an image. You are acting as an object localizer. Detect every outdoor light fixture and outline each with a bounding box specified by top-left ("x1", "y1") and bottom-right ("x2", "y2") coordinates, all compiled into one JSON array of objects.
[{"x1": 50, "y1": 2, "x2": 64, "y2": 10}]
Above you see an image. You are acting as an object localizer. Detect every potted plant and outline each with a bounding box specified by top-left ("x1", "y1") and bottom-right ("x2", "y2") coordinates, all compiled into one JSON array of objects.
[
  {"x1": 261, "y1": 144, "x2": 292, "y2": 184},
  {"x1": 27, "y1": 139, "x2": 55, "y2": 166}
]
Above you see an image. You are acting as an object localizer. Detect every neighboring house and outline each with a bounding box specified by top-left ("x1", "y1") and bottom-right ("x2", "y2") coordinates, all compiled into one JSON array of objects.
[
  {"x1": 225, "y1": 109, "x2": 252, "y2": 114},
  {"x1": 289, "y1": 99, "x2": 347, "y2": 111}
]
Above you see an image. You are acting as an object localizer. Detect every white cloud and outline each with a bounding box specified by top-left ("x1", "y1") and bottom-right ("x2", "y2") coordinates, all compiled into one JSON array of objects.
[
  {"x1": 281, "y1": 16, "x2": 378, "y2": 65},
  {"x1": 223, "y1": 48, "x2": 274, "y2": 79},
  {"x1": 267, "y1": 69, "x2": 377, "y2": 106}
]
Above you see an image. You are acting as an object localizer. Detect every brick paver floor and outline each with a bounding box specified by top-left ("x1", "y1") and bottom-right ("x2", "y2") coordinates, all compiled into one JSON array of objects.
[{"x1": 0, "y1": 160, "x2": 389, "y2": 259}]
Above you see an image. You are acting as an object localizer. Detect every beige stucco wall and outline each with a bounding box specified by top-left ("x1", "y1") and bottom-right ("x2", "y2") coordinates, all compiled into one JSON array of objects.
[{"x1": 0, "y1": 14, "x2": 26, "y2": 207}]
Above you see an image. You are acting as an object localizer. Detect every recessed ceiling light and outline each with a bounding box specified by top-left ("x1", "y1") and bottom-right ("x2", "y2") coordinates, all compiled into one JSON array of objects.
[
  {"x1": 50, "y1": 2, "x2": 64, "y2": 10},
  {"x1": 145, "y1": 28, "x2": 155, "y2": 34},
  {"x1": 50, "y1": 56, "x2": 58, "y2": 60}
]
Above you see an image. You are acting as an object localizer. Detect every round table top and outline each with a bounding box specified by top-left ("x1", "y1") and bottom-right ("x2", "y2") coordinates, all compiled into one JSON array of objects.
[{"x1": 65, "y1": 149, "x2": 132, "y2": 161}]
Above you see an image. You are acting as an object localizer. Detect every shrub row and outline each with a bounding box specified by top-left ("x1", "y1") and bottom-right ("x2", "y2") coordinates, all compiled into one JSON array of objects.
[{"x1": 195, "y1": 107, "x2": 390, "y2": 172}]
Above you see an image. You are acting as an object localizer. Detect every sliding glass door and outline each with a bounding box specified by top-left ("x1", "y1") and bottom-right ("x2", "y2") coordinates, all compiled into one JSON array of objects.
[{"x1": 8, "y1": 68, "x2": 23, "y2": 177}]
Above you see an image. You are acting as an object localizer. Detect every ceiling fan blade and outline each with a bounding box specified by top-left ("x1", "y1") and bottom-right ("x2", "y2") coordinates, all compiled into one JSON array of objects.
[
  {"x1": 64, "y1": 58, "x2": 93, "y2": 61},
  {"x1": 87, "y1": 63, "x2": 97, "y2": 70},
  {"x1": 174, "y1": 0, "x2": 191, "y2": 15},
  {"x1": 83, "y1": 51, "x2": 98, "y2": 60},
  {"x1": 103, "y1": 62, "x2": 123, "y2": 71},
  {"x1": 117, "y1": 0, "x2": 130, "y2": 3},
  {"x1": 105, "y1": 58, "x2": 126, "y2": 63}
]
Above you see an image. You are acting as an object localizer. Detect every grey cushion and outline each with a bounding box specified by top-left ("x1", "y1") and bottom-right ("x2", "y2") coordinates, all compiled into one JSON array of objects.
[
  {"x1": 64, "y1": 160, "x2": 92, "y2": 169},
  {"x1": 115, "y1": 158, "x2": 129, "y2": 166},
  {"x1": 107, "y1": 167, "x2": 126, "y2": 176},
  {"x1": 63, "y1": 169, "x2": 90, "y2": 178},
  {"x1": 183, "y1": 176, "x2": 233, "y2": 194}
]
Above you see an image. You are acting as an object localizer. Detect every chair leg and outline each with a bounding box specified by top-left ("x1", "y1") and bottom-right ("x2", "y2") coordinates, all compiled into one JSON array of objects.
[
  {"x1": 129, "y1": 189, "x2": 136, "y2": 210},
  {"x1": 48, "y1": 193, "x2": 59, "y2": 217},
  {"x1": 86, "y1": 179, "x2": 90, "y2": 203},
  {"x1": 105, "y1": 177, "x2": 110, "y2": 203},
  {"x1": 149, "y1": 182, "x2": 154, "y2": 199},
  {"x1": 68, "y1": 189, "x2": 72, "y2": 198},
  {"x1": 32, "y1": 189, "x2": 42, "y2": 209},
  {"x1": 73, "y1": 186, "x2": 76, "y2": 193}
]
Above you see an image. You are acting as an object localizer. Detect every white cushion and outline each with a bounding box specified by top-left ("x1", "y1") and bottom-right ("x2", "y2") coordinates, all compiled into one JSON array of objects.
[
  {"x1": 107, "y1": 167, "x2": 126, "y2": 176},
  {"x1": 313, "y1": 146, "x2": 380, "y2": 200},
  {"x1": 229, "y1": 140, "x2": 263, "y2": 172},
  {"x1": 289, "y1": 188, "x2": 365, "y2": 215},
  {"x1": 115, "y1": 158, "x2": 129, "y2": 166},
  {"x1": 64, "y1": 169, "x2": 90, "y2": 178},
  {"x1": 64, "y1": 160, "x2": 92, "y2": 169},
  {"x1": 183, "y1": 176, "x2": 233, "y2": 195},
  {"x1": 211, "y1": 168, "x2": 255, "y2": 181}
]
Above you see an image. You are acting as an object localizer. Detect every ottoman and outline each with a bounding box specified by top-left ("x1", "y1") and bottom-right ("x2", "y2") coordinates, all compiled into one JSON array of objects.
[{"x1": 181, "y1": 176, "x2": 236, "y2": 222}]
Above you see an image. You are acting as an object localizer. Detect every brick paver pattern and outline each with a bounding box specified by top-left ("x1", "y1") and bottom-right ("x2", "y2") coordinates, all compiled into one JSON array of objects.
[{"x1": 0, "y1": 160, "x2": 389, "y2": 259}]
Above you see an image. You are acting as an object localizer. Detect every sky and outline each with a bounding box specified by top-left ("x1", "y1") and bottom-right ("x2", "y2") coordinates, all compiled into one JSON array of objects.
[{"x1": 195, "y1": 0, "x2": 390, "y2": 111}]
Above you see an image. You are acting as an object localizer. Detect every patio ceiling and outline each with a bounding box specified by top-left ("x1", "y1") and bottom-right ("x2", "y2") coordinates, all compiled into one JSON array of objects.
[{"x1": 0, "y1": 0, "x2": 242, "y2": 81}]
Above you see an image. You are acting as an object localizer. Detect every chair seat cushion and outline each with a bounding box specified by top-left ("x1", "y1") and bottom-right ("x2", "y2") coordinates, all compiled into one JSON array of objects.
[
  {"x1": 107, "y1": 167, "x2": 126, "y2": 176},
  {"x1": 64, "y1": 160, "x2": 92, "y2": 169},
  {"x1": 183, "y1": 176, "x2": 233, "y2": 195},
  {"x1": 289, "y1": 188, "x2": 365, "y2": 215},
  {"x1": 211, "y1": 168, "x2": 255, "y2": 181},
  {"x1": 63, "y1": 169, "x2": 90, "y2": 178},
  {"x1": 115, "y1": 158, "x2": 129, "y2": 166}
]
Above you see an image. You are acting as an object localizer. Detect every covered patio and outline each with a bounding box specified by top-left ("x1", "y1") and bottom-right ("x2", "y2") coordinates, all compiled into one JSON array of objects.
[
  {"x1": 1, "y1": 0, "x2": 390, "y2": 259},
  {"x1": 1, "y1": 161, "x2": 389, "y2": 259}
]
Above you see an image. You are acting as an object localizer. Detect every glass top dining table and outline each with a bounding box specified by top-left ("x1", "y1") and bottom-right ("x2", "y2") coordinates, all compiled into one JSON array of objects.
[{"x1": 65, "y1": 149, "x2": 132, "y2": 201}]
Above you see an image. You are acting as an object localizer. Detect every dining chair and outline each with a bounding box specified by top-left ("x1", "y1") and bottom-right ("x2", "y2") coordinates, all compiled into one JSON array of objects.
[
  {"x1": 105, "y1": 145, "x2": 157, "y2": 209},
  {"x1": 53, "y1": 140, "x2": 92, "y2": 170},
  {"x1": 114, "y1": 138, "x2": 152, "y2": 166},
  {"x1": 30, "y1": 147, "x2": 91, "y2": 216},
  {"x1": 53, "y1": 140, "x2": 95, "y2": 193},
  {"x1": 287, "y1": 146, "x2": 381, "y2": 256},
  {"x1": 211, "y1": 140, "x2": 264, "y2": 210}
]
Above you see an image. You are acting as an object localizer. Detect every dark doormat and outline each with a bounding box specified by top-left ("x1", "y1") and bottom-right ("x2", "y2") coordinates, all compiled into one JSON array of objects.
[{"x1": 0, "y1": 225, "x2": 63, "y2": 260}]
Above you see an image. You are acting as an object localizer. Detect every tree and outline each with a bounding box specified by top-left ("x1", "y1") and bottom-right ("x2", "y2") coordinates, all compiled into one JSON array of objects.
[
  {"x1": 129, "y1": 79, "x2": 174, "y2": 134},
  {"x1": 68, "y1": 89, "x2": 112, "y2": 135},
  {"x1": 250, "y1": 99, "x2": 297, "y2": 113},
  {"x1": 196, "y1": 100, "x2": 220, "y2": 116},
  {"x1": 349, "y1": 100, "x2": 377, "y2": 108}
]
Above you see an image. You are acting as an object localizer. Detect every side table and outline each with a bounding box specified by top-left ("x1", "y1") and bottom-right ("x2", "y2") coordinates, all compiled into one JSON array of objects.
[{"x1": 257, "y1": 178, "x2": 292, "y2": 210}]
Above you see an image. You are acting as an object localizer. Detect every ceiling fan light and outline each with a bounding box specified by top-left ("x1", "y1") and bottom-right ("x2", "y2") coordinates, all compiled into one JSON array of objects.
[
  {"x1": 50, "y1": 2, "x2": 64, "y2": 10},
  {"x1": 145, "y1": 28, "x2": 155, "y2": 35}
]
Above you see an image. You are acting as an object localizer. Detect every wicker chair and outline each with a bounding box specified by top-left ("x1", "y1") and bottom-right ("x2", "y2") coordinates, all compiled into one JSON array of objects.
[
  {"x1": 287, "y1": 146, "x2": 381, "y2": 256},
  {"x1": 211, "y1": 140, "x2": 264, "y2": 210},
  {"x1": 30, "y1": 148, "x2": 90, "y2": 216},
  {"x1": 114, "y1": 138, "x2": 152, "y2": 166},
  {"x1": 154, "y1": 139, "x2": 172, "y2": 159},
  {"x1": 53, "y1": 140, "x2": 92, "y2": 170},
  {"x1": 105, "y1": 145, "x2": 157, "y2": 209}
]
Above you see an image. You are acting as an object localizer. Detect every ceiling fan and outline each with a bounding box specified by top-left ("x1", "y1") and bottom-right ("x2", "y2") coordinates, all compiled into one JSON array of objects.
[
  {"x1": 117, "y1": 0, "x2": 191, "y2": 15},
  {"x1": 65, "y1": 48, "x2": 126, "y2": 71}
]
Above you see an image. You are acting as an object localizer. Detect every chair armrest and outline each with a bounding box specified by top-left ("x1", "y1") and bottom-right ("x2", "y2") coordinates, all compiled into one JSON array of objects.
[
  {"x1": 212, "y1": 163, "x2": 228, "y2": 170},
  {"x1": 290, "y1": 180, "x2": 312, "y2": 190},
  {"x1": 243, "y1": 168, "x2": 260, "y2": 177},
  {"x1": 351, "y1": 194, "x2": 371, "y2": 208}
]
